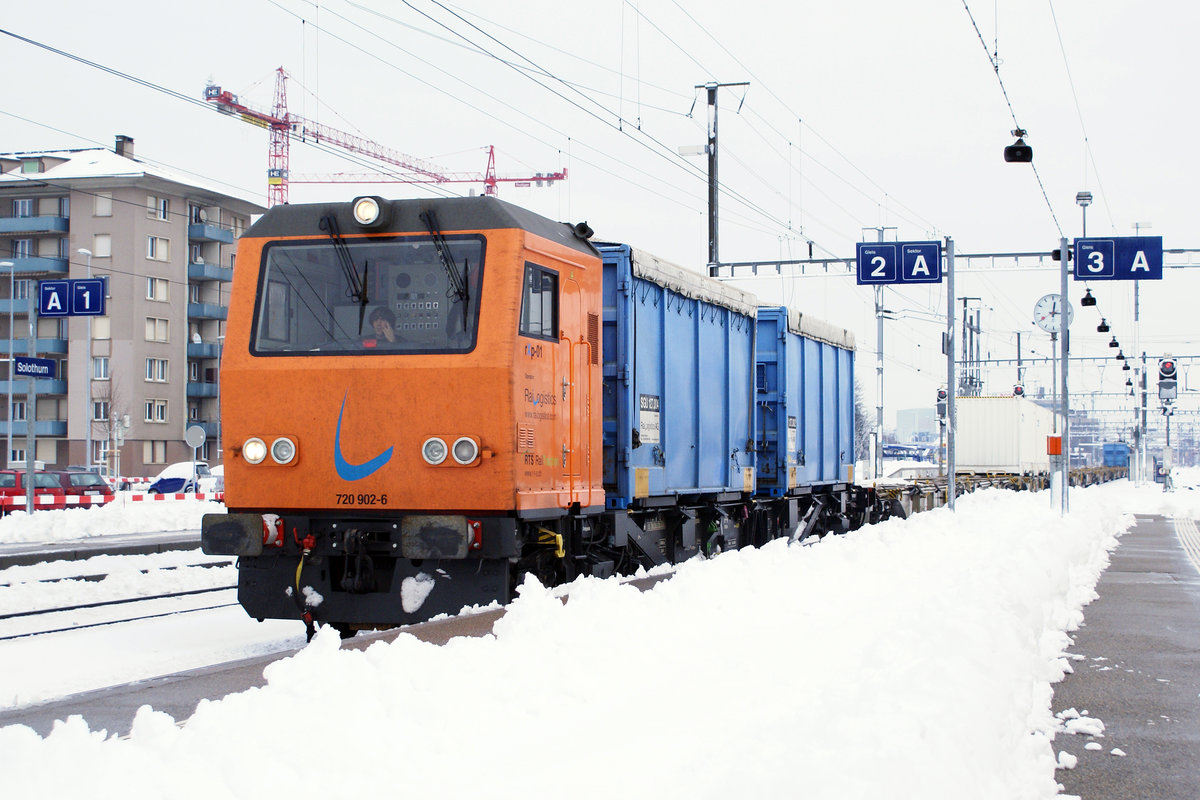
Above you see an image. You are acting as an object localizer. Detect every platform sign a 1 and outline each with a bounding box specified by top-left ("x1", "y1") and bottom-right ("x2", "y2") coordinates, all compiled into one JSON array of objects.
[
  {"x1": 856, "y1": 241, "x2": 941, "y2": 285},
  {"x1": 1073, "y1": 236, "x2": 1163, "y2": 281},
  {"x1": 37, "y1": 278, "x2": 107, "y2": 317}
]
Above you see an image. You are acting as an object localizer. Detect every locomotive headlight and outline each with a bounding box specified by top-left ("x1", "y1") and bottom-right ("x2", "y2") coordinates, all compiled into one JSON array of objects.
[
  {"x1": 422, "y1": 437, "x2": 448, "y2": 465},
  {"x1": 271, "y1": 437, "x2": 297, "y2": 465},
  {"x1": 452, "y1": 436, "x2": 479, "y2": 465},
  {"x1": 243, "y1": 437, "x2": 267, "y2": 464},
  {"x1": 352, "y1": 196, "x2": 381, "y2": 226}
]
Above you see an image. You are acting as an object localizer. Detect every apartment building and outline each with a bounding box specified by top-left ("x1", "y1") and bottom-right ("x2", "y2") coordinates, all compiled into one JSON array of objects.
[{"x1": 0, "y1": 135, "x2": 264, "y2": 476}]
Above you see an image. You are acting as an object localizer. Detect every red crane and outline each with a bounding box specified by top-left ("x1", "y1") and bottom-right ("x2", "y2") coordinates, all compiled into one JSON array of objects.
[{"x1": 204, "y1": 67, "x2": 566, "y2": 207}]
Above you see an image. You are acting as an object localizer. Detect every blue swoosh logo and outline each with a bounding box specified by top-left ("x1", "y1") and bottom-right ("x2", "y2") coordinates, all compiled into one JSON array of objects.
[{"x1": 334, "y1": 391, "x2": 393, "y2": 481}]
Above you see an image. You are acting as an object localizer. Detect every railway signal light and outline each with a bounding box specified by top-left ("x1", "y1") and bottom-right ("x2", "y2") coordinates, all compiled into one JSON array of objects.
[
  {"x1": 1158, "y1": 357, "x2": 1178, "y2": 401},
  {"x1": 936, "y1": 387, "x2": 947, "y2": 418},
  {"x1": 1013, "y1": 384, "x2": 1025, "y2": 397}
]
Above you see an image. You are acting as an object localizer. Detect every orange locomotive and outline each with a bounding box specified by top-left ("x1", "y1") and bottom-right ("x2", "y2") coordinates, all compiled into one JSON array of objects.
[{"x1": 202, "y1": 196, "x2": 603, "y2": 637}]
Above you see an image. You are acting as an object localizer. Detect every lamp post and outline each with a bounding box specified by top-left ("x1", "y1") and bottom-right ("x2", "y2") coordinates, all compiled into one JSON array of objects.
[
  {"x1": 1, "y1": 260, "x2": 13, "y2": 467},
  {"x1": 77, "y1": 248, "x2": 93, "y2": 470},
  {"x1": 1075, "y1": 192, "x2": 1092, "y2": 237}
]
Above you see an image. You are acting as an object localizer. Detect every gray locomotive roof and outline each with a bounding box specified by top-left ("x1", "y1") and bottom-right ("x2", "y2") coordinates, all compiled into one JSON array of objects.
[
  {"x1": 784, "y1": 307, "x2": 857, "y2": 351},
  {"x1": 627, "y1": 246, "x2": 759, "y2": 319},
  {"x1": 244, "y1": 196, "x2": 598, "y2": 258}
]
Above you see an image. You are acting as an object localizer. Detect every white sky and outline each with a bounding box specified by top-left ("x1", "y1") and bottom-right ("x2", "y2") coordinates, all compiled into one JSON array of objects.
[
  {"x1": 2, "y1": 478, "x2": 1200, "y2": 798},
  {"x1": 3, "y1": 0, "x2": 1198, "y2": 428}
]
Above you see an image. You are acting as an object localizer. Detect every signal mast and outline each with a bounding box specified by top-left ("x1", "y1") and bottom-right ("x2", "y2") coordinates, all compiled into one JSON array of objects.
[{"x1": 204, "y1": 67, "x2": 566, "y2": 206}]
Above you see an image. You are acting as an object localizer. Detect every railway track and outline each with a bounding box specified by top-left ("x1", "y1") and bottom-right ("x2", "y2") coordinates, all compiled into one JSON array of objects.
[{"x1": 0, "y1": 559, "x2": 239, "y2": 641}]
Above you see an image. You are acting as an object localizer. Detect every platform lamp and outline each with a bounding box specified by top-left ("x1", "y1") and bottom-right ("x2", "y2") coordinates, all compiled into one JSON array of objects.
[
  {"x1": 1076, "y1": 191, "x2": 1093, "y2": 237},
  {"x1": 1, "y1": 260, "x2": 13, "y2": 467},
  {"x1": 77, "y1": 248, "x2": 93, "y2": 470}
]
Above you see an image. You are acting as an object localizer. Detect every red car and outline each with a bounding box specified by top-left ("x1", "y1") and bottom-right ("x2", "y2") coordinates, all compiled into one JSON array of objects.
[
  {"x1": 0, "y1": 470, "x2": 69, "y2": 512},
  {"x1": 49, "y1": 470, "x2": 116, "y2": 501}
]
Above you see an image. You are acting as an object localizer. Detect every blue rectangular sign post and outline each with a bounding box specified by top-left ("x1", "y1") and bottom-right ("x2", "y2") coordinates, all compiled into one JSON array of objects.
[
  {"x1": 38, "y1": 278, "x2": 107, "y2": 316},
  {"x1": 38, "y1": 280, "x2": 70, "y2": 317},
  {"x1": 71, "y1": 278, "x2": 107, "y2": 315},
  {"x1": 14, "y1": 356, "x2": 56, "y2": 380},
  {"x1": 856, "y1": 241, "x2": 942, "y2": 285},
  {"x1": 1073, "y1": 236, "x2": 1163, "y2": 281}
]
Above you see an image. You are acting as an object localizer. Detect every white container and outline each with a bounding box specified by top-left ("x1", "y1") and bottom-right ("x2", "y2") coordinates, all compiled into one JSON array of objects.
[{"x1": 954, "y1": 396, "x2": 1059, "y2": 474}]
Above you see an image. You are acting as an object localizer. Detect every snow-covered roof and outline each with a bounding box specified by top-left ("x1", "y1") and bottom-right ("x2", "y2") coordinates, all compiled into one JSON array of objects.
[
  {"x1": 0, "y1": 146, "x2": 264, "y2": 214},
  {"x1": 784, "y1": 307, "x2": 857, "y2": 350}
]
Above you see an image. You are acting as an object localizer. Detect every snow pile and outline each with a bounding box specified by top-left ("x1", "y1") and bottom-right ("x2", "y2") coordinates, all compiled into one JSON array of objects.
[
  {"x1": 0, "y1": 483, "x2": 1136, "y2": 799},
  {"x1": 0, "y1": 496, "x2": 224, "y2": 544}
]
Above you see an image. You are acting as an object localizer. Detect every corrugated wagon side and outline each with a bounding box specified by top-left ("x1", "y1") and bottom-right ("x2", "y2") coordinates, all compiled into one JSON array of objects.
[
  {"x1": 599, "y1": 244, "x2": 757, "y2": 508},
  {"x1": 755, "y1": 306, "x2": 857, "y2": 496}
]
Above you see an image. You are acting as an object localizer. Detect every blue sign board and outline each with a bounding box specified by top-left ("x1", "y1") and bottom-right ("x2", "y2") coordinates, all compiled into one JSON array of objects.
[
  {"x1": 14, "y1": 356, "x2": 56, "y2": 380},
  {"x1": 38, "y1": 278, "x2": 107, "y2": 317},
  {"x1": 856, "y1": 241, "x2": 941, "y2": 285},
  {"x1": 1073, "y1": 236, "x2": 1163, "y2": 281}
]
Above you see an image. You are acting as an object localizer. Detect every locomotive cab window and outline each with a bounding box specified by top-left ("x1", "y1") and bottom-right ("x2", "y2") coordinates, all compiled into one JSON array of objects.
[
  {"x1": 252, "y1": 235, "x2": 484, "y2": 355},
  {"x1": 519, "y1": 263, "x2": 558, "y2": 341}
]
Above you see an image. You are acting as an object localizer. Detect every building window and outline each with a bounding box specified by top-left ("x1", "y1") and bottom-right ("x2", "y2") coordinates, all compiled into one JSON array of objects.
[
  {"x1": 144, "y1": 440, "x2": 167, "y2": 464},
  {"x1": 94, "y1": 233, "x2": 111, "y2": 258},
  {"x1": 93, "y1": 356, "x2": 109, "y2": 380},
  {"x1": 190, "y1": 244, "x2": 203, "y2": 264},
  {"x1": 94, "y1": 192, "x2": 112, "y2": 217},
  {"x1": 93, "y1": 316, "x2": 111, "y2": 340},
  {"x1": 147, "y1": 236, "x2": 170, "y2": 261},
  {"x1": 11, "y1": 239, "x2": 32, "y2": 258},
  {"x1": 189, "y1": 404, "x2": 199, "y2": 420},
  {"x1": 189, "y1": 361, "x2": 200, "y2": 381},
  {"x1": 145, "y1": 317, "x2": 169, "y2": 342},
  {"x1": 92, "y1": 440, "x2": 108, "y2": 467},
  {"x1": 10, "y1": 447, "x2": 25, "y2": 465},
  {"x1": 59, "y1": 238, "x2": 70, "y2": 258},
  {"x1": 189, "y1": 283, "x2": 201, "y2": 303},
  {"x1": 58, "y1": 197, "x2": 70, "y2": 218},
  {"x1": 145, "y1": 358, "x2": 168, "y2": 382},
  {"x1": 147, "y1": 195, "x2": 169, "y2": 221},
  {"x1": 93, "y1": 400, "x2": 110, "y2": 422},
  {"x1": 13, "y1": 279, "x2": 29, "y2": 300},
  {"x1": 519, "y1": 264, "x2": 559, "y2": 341},
  {"x1": 12, "y1": 199, "x2": 33, "y2": 218},
  {"x1": 11, "y1": 400, "x2": 26, "y2": 422},
  {"x1": 144, "y1": 399, "x2": 168, "y2": 423},
  {"x1": 20, "y1": 159, "x2": 42, "y2": 175},
  {"x1": 146, "y1": 277, "x2": 170, "y2": 301},
  {"x1": 189, "y1": 204, "x2": 204, "y2": 224}
]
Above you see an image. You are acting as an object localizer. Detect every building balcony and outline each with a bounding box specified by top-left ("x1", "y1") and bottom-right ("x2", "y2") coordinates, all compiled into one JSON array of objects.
[
  {"x1": 0, "y1": 216, "x2": 69, "y2": 235},
  {"x1": 2, "y1": 377, "x2": 68, "y2": 395},
  {"x1": 191, "y1": 420, "x2": 220, "y2": 438},
  {"x1": 0, "y1": 419, "x2": 68, "y2": 437},
  {"x1": 188, "y1": 261, "x2": 233, "y2": 282},
  {"x1": 0, "y1": 338, "x2": 69, "y2": 357},
  {"x1": 188, "y1": 302, "x2": 228, "y2": 321},
  {"x1": 0, "y1": 257, "x2": 69, "y2": 275},
  {"x1": 187, "y1": 381, "x2": 219, "y2": 398},
  {"x1": 188, "y1": 223, "x2": 234, "y2": 244},
  {"x1": 187, "y1": 341, "x2": 221, "y2": 359}
]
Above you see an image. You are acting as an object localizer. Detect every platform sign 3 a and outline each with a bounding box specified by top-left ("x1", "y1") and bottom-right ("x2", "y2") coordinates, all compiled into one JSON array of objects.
[
  {"x1": 1073, "y1": 236, "x2": 1163, "y2": 281},
  {"x1": 856, "y1": 241, "x2": 942, "y2": 285},
  {"x1": 38, "y1": 278, "x2": 107, "y2": 317}
]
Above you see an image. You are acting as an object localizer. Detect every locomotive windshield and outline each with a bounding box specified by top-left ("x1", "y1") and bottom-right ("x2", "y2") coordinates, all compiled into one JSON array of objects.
[{"x1": 252, "y1": 235, "x2": 484, "y2": 355}]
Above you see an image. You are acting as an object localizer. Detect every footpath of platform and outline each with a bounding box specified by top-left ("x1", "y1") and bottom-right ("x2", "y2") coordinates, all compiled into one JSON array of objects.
[{"x1": 1053, "y1": 513, "x2": 1200, "y2": 799}]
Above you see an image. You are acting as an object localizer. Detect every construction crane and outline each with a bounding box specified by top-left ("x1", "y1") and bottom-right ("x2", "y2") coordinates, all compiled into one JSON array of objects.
[{"x1": 204, "y1": 67, "x2": 566, "y2": 207}]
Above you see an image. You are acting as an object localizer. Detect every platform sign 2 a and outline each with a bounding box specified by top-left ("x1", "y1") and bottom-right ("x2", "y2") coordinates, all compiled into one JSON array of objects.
[
  {"x1": 856, "y1": 241, "x2": 942, "y2": 285},
  {"x1": 1073, "y1": 236, "x2": 1163, "y2": 281},
  {"x1": 38, "y1": 278, "x2": 107, "y2": 317}
]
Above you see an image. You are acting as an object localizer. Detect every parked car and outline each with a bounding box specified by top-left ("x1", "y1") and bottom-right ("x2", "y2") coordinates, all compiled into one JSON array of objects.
[
  {"x1": 211, "y1": 464, "x2": 224, "y2": 493},
  {"x1": 0, "y1": 470, "x2": 69, "y2": 510},
  {"x1": 149, "y1": 461, "x2": 217, "y2": 493},
  {"x1": 50, "y1": 469, "x2": 115, "y2": 499}
]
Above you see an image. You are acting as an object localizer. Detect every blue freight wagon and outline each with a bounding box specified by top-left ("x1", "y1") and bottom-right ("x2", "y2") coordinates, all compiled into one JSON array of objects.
[
  {"x1": 755, "y1": 306, "x2": 856, "y2": 497},
  {"x1": 599, "y1": 244, "x2": 758, "y2": 511},
  {"x1": 1102, "y1": 442, "x2": 1130, "y2": 468}
]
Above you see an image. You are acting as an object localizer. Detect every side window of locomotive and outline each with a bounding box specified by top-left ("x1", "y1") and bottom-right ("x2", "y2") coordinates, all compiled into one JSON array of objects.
[
  {"x1": 519, "y1": 264, "x2": 558, "y2": 341},
  {"x1": 262, "y1": 280, "x2": 291, "y2": 342}
]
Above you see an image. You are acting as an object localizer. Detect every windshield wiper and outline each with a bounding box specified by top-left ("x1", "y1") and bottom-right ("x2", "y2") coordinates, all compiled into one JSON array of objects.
[
  {"x1": 320, "y1": 214, "x2": 370, "y2": 334},
  {"x1": 420, "y1": 209, "x2": 469, "y2": 331}
]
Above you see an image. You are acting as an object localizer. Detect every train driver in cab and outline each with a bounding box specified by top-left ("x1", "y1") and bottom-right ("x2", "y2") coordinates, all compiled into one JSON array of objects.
[{"x1": 365, "y1": 305, "x2": 400, "y2": 347}]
